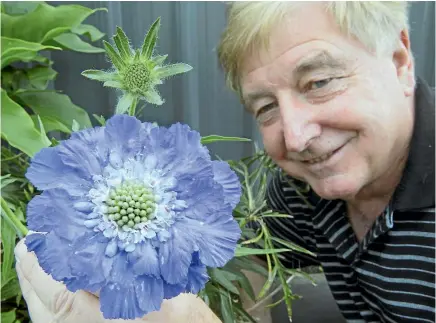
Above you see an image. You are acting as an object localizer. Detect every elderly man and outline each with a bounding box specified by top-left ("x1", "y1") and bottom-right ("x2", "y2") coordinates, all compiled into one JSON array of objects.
[{"x1": 15, "y1": 1, "x2": 434, "y2": 323}]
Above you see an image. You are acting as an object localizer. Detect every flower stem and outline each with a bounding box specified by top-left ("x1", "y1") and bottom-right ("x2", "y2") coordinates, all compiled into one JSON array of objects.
[
  {"x1": 0, "y1": 197, "x2": 28, "y2": 236},
  {"x1": 128, "y1": 96, "x2": 138, "y2": 116}
]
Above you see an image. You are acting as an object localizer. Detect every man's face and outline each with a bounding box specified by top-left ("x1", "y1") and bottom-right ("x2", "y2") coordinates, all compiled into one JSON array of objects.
[{"x1": 240, "y1": 3, "x2": 415, "y2": 200}]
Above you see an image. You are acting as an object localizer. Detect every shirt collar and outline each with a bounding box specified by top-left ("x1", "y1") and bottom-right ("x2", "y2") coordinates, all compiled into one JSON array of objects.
[{"x1": 392, "y1": 78, "x2": 435, "y2": 211}]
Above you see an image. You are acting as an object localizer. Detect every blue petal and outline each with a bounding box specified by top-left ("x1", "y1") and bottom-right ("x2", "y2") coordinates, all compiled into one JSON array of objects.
[
  {"x1": 25, "y1": 146, "x2": 91, "y2": 193},
  {"x1": 163, "y1": 281, "x2": 186, "y2": 300},
  {"x1": 104, "y1": 114, "x2": 142, "y2": 156},
  {"x1": 212, "y1": 160, "x2": 242, "y2": 208},
  {"x1": 135, "y1": 276, "x2": 164, "y2": 313},
  {"x1": 186, "y1": 252, "x2": 209, "y2": 294},
  {"x1": 127, "y1": 241, "x2": 160, "y2": 277},
  {"x1": 100, "y1": 283, "x2": 144, "y2": 320},
  {"x1": 26, "y1": 189, "x2": 91, "y2": 241},
  {"x1": 176, "y1": 205, "x2": 241, "y2": 267},
  {"x1": 69, "y1": 126, "x2": 109, "y2": 168},
  {"x1": 159, "y1": 226, "x2": 194, "y2": 284}
]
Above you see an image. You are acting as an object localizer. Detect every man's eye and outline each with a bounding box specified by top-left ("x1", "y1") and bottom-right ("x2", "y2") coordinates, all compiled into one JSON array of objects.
[
  {"x1": 308, "y1": 78, "x2": 333, "y2": 91},
  {"x1": 255, "y1": 103, "x2": 275, "y2": 118}
]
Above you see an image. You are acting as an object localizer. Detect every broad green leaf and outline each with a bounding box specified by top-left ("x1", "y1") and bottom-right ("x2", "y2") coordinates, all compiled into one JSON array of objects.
[
  {"x1": 201, "y1": 135, "x2": 251, "y2": 145},
  {"x1": 113, "y1": 26, "x2": 131, "y2": 59},
  {"x1": 71, "y1": 23, "x2": 105, "y2": 42},
  {"x1": 26, "y1": 66, "x2": 57, "y2": 90},
  {"x1": 1, "y1": 89, "x2": 51, "y2": 157},
  {"x1": 1, "y1": 37, "x2": 60, "y2": 69},
  {"x1": 1, "y1": 218, "x2": 16, "y2": 285},
  {"x1": 235, "y1": 246, "x2": 291, "y2": 257},
  {"x1": 103, "y1": 40, "x2": 126, "y2": 71},
  {"x1": 1, "y1": 310, "x2": 16, "y2": 323},
  {"x1": 141, "y1": 17, "x2": 161, "y2": 58},
  {"x1": 31, "y1": 115, "x2": 71, "y2": 134},
  {"x1": 1, "y1": 1, "x2": 42, "y2": 16},
  {"x1": 82, "y1": 69, "x2": 117, "y2": 82},
  {"x1": 50, "y1": 33, "x2": 105, "y2": 53},
  {"x1": 155, "y1": 63, "x2": 193, "y2": 79},
  {"x1": 1, "y1": 2, "x2": 106, "y2": 43},
  {"x1": 209, "y1": 268, "x2": 240, "y2": 295},
  {"x1": 1, "y1": 275, "x2": 20, "y2": 301}
]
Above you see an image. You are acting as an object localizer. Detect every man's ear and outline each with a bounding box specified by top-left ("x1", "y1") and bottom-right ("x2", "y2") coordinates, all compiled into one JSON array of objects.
[{"x1": 393, "y1": 29, "x2": 415, "y2": 97}]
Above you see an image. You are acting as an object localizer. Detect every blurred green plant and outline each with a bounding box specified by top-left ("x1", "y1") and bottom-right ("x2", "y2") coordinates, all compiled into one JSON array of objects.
[{"x1": 1, "y1": 3, "x2": 316, "y2": 323}]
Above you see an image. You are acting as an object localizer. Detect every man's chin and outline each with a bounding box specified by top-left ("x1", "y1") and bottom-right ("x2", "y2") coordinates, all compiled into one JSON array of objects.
[{"x1": 309, "y1": 177, "x2": 362, "y2": 201}]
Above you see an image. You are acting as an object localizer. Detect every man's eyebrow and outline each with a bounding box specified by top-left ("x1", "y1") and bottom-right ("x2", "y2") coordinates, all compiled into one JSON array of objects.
[
  {"x1": 293, "y1": 51, "x2": 349, "y2": 79},
  {"x1": 242, "y1": 90, "x2": 274, "y2": 113}
]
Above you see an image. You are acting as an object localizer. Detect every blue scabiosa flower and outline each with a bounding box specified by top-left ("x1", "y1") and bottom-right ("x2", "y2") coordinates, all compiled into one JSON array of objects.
[{"x1": 25, "y1": 114, "x2": 241, "y2": 319}]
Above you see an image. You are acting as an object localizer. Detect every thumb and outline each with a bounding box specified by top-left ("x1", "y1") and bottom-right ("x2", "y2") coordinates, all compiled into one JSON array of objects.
[{"x1": 14, "y1": 237, "x2": 105, "y2": 323}]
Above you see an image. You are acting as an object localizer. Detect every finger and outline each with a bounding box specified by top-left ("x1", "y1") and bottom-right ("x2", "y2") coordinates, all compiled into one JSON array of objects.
[
  {"x1": 15, "y1": 238, "x2": 104, "y2": 323},
  {"x1": 16, "y1": 265, "x2": 55, "y2": 323}
]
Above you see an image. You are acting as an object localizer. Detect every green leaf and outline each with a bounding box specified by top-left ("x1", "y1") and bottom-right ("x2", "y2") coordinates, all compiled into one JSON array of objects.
[
  {"x1": 229, "y1": 257, "x2": 269, "y2": 277},
  {"x1": 155, "y1": 63, "x2": 193, "y2": 79},
  {"x1": 141, "y1": 17, "x2": 161, "y2": 59},
  {"x1": 26, "y1": 66, "x2": 57, "y2": 90},
  {"x1": 16, "y1": 90, "x2": 92, "y2": 131},
  {"x1": 71, "y1": 119, "x2": 80, "y2": 132},
  {"x1": 103, "y1": 40, "x2": 126, "y2": 71},
  {"x1": 233, "y1": 271, "x2": 256, "y2": 301},
  {"x1": 1, "y1": 89, "x2": 51, "y2": 157},
  {"x1": 1, "y1": 36, "x2": 60, "y2": 69},
  {"x1": 270, "y1": 237, "x2": 316, "y2": 257},
  {"x1": 103, "y1": 80, "x2": 122, "y2": 89},
  {"x1": 1, "y1": 275, "x2": 21, "y2": 301},
  {"x1": 31, "y1": 115, "x2": 72, "y2": 134},
  {"x1": 1, "y1": 1, "x2": 42, "y2": 16},
  {"x1": 1, "y1": 2, "x2": 106, "y2": 43},
  {"x1": 1, "y1": 175, "x2": 18, "y2": 190},
  {"x1": 82, "y1": 69, "x2": 117, "y2": 82},
  {"x1": 151, "y1": 54, "x2": 168, "y2": 66},
  {"x1": 50, "y1": 33, "x2": 105, "y2": 53},
  {"x1": 113, "y1": 26, "x2": 132, "y2": 59},
  {"x1": 92, "y1": 114, "x2": 106, "y2": 126},
  {"x1": 235, "y1": 246, "x2": 292, "y2": 257},
  {"x1": 209, "y1": 268, "x2": 240, "y2": 295},
  {"x1": 218, "y1": 290, "x2": 235, "y2": 323},
  {"x1": 201, "y1": 135, "x2": 251, "y2": 145},
  {"x1": 1, "y1": 310, "x2": 16, "y2": 323},
  {"x1": 116, "y1": 93, "x2": 135, "y2": 114},
  {"x1": 71, "y1": 23, "x2": 105, "y2": 42},
  {"x1": 144, "y1": 87, "x2": 164, "y2": 105},
  {"x1": 1, "y1": 218, "x2": 16, "y2": 285}
]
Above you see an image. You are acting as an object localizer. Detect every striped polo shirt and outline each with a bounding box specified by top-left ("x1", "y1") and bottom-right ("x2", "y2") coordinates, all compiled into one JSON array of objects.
[{"x1": 264, "y1": 79, "x2": 435, "y2": 322}]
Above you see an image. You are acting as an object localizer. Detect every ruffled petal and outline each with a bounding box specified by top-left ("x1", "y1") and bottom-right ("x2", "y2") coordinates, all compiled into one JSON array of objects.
[
  {"x1": 127, "y1": 241, "x2": 160, "y2": 277},
  {"x1": 135, "y1": 276, "x2": 164, "y2": 313},
  {"x1": 162, "y1": 281, "x2": 186, "y2": 300},
  {"x1": 186, "y1": 252, "x2": 209, "y2": 294},
  {"x1": 212, "y1": 160, "x2": 241, "y2": 208},
  {"x1": 100, "y1": 283, "x2": 143, "y2": 320},
  {"x1": 104, "y1": 114, "x2": 142, "y2": 156},
  {"x1": 25, "y1": 146, "x2": 91, "y2": 193},
  {"x1": 26, "y1": 189, "x2": 92, "y2": 241},
  {"x1": 176, "y1": 205, "x2": 241, "y2": 267},
  {"x1": 159, "y1": 226, "x2": 194, "y2": 284}
]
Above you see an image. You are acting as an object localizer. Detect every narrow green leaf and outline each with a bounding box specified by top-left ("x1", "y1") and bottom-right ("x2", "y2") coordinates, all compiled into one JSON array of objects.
[
  {"x1": 0, "y1": 175, "x2": 18, "y2": 190},
  {"x1": 1, "y1": 275, "x2": 20, "y2": 301},
  {"x1": 155, "y1": 63, "x2": 193, "y2": 79},
  {"x1": 270, "y1": 236, "x2": 316, "y2": 257},
  {"x1": 51, "y1": 32, "x2": 105, "y2": 53},
  {"x1": 201, "y1": 135, "x2": 251, "y2": 145},
  {"x1": 103, "y1": 80, "x2": 122, "y2": 89},
  {"x1": 82, "y1": 69, "x2": 117, "y2": 82},
  {"x1": 151, "y1": 54, "x2": 168, "y2": 66},
  {"x1": 71, "y1": 119, "x2": 80, "y2": 132},
  {"x1": 1, "y1": 89, "x2": 51, "y2": 157},
  {"x1": 144, "y1": 87, "x2": 164, "y2": 105},
  {"x1": 103, "y1": 40, "x2": 126, "y2": 71},
  {"x1": 234, "y1": 271, "x2": 256, "y2": 301},
  {"x1": 219, "y1": 291, "x2": 235, "y2": 323},
  {"x1": 92, "y1": 114, "x2": 106, "y2": 126},
  {"x1": 141, "y1": 17, "x2": 161, "y2": 58},
  {"x1": 116, "y1": 93, "x2": 135, "y2": 114},
  {"x1": 71, "y1": 23, "x2": 105, "y2": 42},
  {"x1": 209, "y1": 268, "x2": 240, "y2": 295},
  {"x1": 235, "y1": 246, "x2": 291, "y2": 257},
  {"x1": 1, "y1": 310, "x2": 16, "y2": 323},
  {"x1": 113, "y1": 26, "x2": 132, "y2": 59},
  {"x1": 1, "y1": 217, "x2": 17, "y2": 284},
  {"x1": 257, "y1": 266, "x2": 278, "y2": 299},
  {"x1": 16, "y1": 90, "x2": 92, "y2": 131}
]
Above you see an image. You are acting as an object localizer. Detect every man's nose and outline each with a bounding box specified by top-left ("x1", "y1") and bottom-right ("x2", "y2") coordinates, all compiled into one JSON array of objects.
[{"x1": 279, "y1": 95, "x2": 321, "y2": 153}]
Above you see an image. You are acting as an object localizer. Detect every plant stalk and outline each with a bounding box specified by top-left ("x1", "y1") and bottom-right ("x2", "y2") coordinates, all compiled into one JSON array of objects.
[{"x1": 1, "y1": 197, "x2": 28, "y2": 236}]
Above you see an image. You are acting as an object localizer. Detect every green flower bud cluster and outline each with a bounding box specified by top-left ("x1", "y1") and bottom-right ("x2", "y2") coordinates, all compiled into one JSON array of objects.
[
  {"x1": 105, "y1": 183, "x2": 156, "y2": 230},
  {"x1": 123, "y1": 62, "x2": 151, "y2": 94}
]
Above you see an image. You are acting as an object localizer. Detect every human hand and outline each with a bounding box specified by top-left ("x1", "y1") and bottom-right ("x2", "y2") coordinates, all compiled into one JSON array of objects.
[{"x1": 14, "y1": 238, "x2": 222, "y2": 323}]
